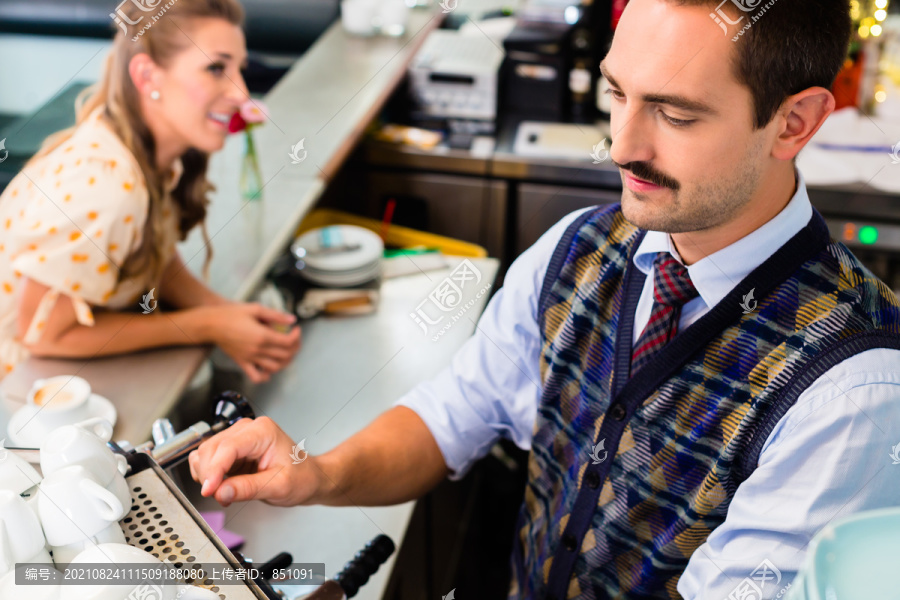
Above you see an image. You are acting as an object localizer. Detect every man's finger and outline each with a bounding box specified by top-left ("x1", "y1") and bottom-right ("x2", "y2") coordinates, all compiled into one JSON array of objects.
[
  {"x1": 188, "y1": 450, "x2": 199, "y2": 483},
  {"x1": 214, "y1": 472, "x2": 267, "y2": 506},
  {"x1": 197, "y1": 426, "x2": 259, "y2": 496}
]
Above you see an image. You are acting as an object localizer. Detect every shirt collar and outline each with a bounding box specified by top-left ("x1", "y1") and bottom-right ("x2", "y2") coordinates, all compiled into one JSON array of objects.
[{"x1": 632, "y1": 169, "x2": 814, "y2": 310}]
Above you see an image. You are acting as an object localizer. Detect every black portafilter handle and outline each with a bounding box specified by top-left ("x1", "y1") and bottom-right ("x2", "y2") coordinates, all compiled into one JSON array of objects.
[
  {"x1": 258, "y1": 551, "x2": 293, "y2": 581},
  {"x1": 212, "y1": 391, "x2": 256, "y2": 432},
  {"x1": 334, "y1": 535, "x2": 396, "y2": 598}
]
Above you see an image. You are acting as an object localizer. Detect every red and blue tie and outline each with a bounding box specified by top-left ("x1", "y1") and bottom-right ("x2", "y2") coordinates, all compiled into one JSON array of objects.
[{"x1": 631, "y1": 252, "x2": 699, "y2": 375}]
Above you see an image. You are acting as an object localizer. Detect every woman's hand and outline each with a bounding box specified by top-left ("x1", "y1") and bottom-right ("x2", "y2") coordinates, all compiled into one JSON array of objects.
[{"x1": 196, "y1": 303, "x2": 301, "y2": 383}]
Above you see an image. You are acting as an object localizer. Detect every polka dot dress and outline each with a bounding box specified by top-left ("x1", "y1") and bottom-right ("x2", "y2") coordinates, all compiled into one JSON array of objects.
[{"x1": 0, "y1": 106, "x2": 182, "y2": 378}]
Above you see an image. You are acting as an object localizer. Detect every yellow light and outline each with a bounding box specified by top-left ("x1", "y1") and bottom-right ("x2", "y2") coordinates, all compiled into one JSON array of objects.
[
  {"x1": 860, "y1": 24, "x2": 870, "y2": 37},
  {"x1": 875, "y1": 9, "x2": 887, "y2": 20},
  {"x1": 875, "y1": 90, "x2": 887, "y2": 102},
  {"x1": 875, "y1": 0, "x2": 887, "y2": 8},
  {"x1": 872, "y1": 24, "x2": 883, "y2": 36}
]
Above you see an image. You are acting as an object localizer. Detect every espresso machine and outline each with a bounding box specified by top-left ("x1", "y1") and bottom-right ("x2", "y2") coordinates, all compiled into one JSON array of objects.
[{"x1": 8, "y1": 392, "x2": 395, "y2": 600}]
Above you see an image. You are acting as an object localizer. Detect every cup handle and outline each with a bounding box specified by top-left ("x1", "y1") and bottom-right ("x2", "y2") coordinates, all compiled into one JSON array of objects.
[
  {"x1": 78, "y1": 478, "x2": 124, "y2": 522},
  {"x1": 75, "y1": 417, "x2": 114, "y2": 442},
  {"x1": 27, "y1": 378, "x2": 45, "y2": 405},
  {"x1": 114, "y1": 454, "x2": 128, "y2": 476}
]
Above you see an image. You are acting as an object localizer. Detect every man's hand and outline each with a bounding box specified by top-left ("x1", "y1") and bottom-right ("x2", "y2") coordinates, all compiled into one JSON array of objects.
[
  {"x1": 189, "y1": 407, "x2": 449, "y2": 509},
  {"x1": 188, "y1": 417, "x2": 321, "y2": 507}
]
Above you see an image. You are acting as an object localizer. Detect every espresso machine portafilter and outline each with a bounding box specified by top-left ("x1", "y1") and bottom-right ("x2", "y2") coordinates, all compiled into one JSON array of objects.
[{"x1": 115, "y1": 390, "x2": 253, "y2": 470}]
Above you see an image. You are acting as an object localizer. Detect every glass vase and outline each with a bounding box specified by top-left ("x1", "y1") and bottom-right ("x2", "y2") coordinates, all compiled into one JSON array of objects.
[{"x1": 240, "y1": 129, "x2": 263, "y2": 201}]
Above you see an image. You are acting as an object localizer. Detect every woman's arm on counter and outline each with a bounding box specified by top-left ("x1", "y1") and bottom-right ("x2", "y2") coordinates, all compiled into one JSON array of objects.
[
  {"x1": 16, "y1": 276, "x2": 300, "y2": 382},
  {"x1": 188, "y1": 407, "x2": 450, "y2": 508},
  {"x1": 157, "y1": 250, "x2": 229, "y2": 309}
]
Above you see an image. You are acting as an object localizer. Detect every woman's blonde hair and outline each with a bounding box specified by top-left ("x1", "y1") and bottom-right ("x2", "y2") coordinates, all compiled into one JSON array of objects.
[{"x1": 27, "y1": 0, "x2": 245, "y2": 283}]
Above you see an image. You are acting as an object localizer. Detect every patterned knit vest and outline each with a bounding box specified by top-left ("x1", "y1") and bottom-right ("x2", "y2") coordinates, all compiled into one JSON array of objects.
[{"x1": 508, "y1": 204, "x2": 900, "y2": 599}]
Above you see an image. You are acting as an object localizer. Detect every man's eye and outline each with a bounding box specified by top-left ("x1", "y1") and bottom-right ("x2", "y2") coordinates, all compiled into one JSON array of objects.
[
  {"x1": 604, "y1": 87, "x2": 625, "y2": 101},
  {"x1": 662, "y1": 113, "x2": 694, "y2": 128}
]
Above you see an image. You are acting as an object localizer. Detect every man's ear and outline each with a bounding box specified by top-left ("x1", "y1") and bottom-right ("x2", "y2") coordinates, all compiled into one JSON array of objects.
[
  {"x1": 128, "y1": 53, "x2": 159, "y2": 98},
  {"x1": 771, "y1": 87, "x2": 835, "y2": 161}
]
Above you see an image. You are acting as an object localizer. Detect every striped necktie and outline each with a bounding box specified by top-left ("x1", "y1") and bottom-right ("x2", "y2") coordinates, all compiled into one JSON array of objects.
[{"x1": 631, "y1": 252, "x2": 699, "y2": 375}]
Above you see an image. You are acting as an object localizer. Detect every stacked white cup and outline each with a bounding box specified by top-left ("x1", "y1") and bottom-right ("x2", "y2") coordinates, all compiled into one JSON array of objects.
[
  {"x1": 0, "y1": 490, "x2": 54, "y2": 577},
  {"x1": 37, "y1": 418, "x2": 130, "y2": 568},
  {"x1": 0, "y1": 445, "x2": 42, "y2": 517},
  {"x1": 58, "y1": 543, "x2": 220, "y2": 600}
]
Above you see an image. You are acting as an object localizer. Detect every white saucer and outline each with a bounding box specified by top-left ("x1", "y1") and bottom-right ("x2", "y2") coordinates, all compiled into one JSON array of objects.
[
  {"x1": 6, "y1": 393, "x2": 117, "y2": 448},
  {"x1": 292, "y1": 225, "x2": 384, "y2": 272}
]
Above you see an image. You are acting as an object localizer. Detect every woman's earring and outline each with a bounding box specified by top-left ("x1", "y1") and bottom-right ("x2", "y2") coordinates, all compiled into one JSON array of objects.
[{"x1": 150, "y1": 90, "x2": 160, "y2": 100}]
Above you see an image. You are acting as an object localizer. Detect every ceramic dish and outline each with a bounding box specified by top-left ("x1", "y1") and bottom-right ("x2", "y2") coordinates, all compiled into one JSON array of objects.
[{"x1": 6, "y1": 394, "x2": 117, "y2": 448}]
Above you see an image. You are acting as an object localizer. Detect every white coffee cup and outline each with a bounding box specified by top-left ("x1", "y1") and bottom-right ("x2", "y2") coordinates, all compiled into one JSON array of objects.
[
  {"x1": 103, "y1": 472, "x2": 131, "y2": 518},
  {"x1": 25, "y1": 376, "x2": 93, "y2": 433},
  {"x1": 0, "y1": 447, "x2": 42, "y2": 495},
  {"x1": 0, "y1": 490, "x2": 50, "y2": 577},
  {"x1": 378, "y1": 0, "x2": 409, "y2": 36},
  {"x1": 37, "y1": 466, "x2": 124, "y2": 548},
  {"x1": 40, "y1": 418, "x2": 126, "y2": 486},
  {"x1": 341, "y1": 0, "x2": 378, "y2": 36},
  {"x1": 48, "y1": 522, "x2": 126, "y2": 569},
  {"x1": 0, "y1": 568, "x2": 61, "y2": 600},
  {"x1": 62, "y1": 544, "x2": 220, "y2": 600}
]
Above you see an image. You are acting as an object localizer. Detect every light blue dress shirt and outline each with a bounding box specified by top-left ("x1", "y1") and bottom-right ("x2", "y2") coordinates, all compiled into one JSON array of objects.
[{"x1": 396, "y1": 170, "x2": 900, "y2": 598}]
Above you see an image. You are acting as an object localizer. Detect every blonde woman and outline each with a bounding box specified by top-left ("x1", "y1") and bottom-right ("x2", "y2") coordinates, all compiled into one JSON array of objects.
[{"x1": 0, "y1": 0, "x2": 300, "y2": 383}]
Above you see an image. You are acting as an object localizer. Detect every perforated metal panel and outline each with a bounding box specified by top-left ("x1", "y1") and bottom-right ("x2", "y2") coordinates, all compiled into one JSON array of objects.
[{"x1": 121, "y1": 468, "x2": 261, "y2": 600}]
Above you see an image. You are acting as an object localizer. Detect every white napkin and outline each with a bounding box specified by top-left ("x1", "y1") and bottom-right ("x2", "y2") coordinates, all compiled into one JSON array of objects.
[{"x1": 798, "y1": 107, "x2": 900, "y2": 193}]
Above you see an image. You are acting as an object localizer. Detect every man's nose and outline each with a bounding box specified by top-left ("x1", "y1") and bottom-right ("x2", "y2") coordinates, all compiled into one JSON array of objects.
[{"x1": 609, "y1": 105, "x2": 655, "y2": 167}]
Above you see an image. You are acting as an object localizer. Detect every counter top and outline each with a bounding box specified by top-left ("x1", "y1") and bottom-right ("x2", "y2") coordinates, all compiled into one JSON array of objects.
[{"x1": 362, "y1": 117, "x2": 900, "y2": 206}]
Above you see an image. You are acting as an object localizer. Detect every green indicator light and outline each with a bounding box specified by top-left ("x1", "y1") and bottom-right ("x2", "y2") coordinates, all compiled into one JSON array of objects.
[{"x1": 859, "y1": 226, "x2": 879, "y2": 245}]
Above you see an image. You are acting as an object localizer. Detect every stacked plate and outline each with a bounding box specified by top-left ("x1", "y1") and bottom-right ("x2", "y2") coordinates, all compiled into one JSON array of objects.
[{"x1": 291, "y1": 225, "x2": 384, "y2": 287}]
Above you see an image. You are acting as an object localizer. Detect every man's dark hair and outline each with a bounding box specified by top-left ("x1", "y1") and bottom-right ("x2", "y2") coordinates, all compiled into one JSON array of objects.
[{"x1": 670, "y1": 0, "x2": 851, "y2": 129}]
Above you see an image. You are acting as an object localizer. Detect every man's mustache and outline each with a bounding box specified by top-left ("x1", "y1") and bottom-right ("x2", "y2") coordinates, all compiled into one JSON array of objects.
[{"x1": 612, "y1": 159, "x2": 680, "y2": 191}]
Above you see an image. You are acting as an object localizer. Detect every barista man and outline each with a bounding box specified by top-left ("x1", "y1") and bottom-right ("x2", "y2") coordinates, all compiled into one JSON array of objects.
[{"x1": 189, "y1": 0, "x2": 900, "y2": 596}]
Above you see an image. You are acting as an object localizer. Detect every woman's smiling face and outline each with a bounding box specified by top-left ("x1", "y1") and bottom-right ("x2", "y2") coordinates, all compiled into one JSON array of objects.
[{"x1": 135, "y1": 17, "x2": 250, "y2": 160}]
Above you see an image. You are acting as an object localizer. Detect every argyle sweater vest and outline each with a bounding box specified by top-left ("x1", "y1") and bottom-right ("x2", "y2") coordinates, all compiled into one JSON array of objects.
[{"x1": 508, "y1": 204, "x2": 900, "y2": 600}]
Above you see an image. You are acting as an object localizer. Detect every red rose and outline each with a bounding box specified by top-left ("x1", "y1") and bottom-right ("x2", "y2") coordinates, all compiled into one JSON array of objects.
[{"x1": 228, "y1": 111, "x2": 246, "y2": 133}]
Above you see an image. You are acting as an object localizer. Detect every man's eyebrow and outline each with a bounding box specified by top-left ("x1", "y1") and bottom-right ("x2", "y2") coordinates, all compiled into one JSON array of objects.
[{"x1": 599, "y1": 60, "x2": 718, "y2": 116}]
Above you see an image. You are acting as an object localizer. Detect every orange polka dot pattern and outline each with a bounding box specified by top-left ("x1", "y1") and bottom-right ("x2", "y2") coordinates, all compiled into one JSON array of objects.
[{"x1": 0, "y1": 105, "x2": 184, "y2": 378}]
